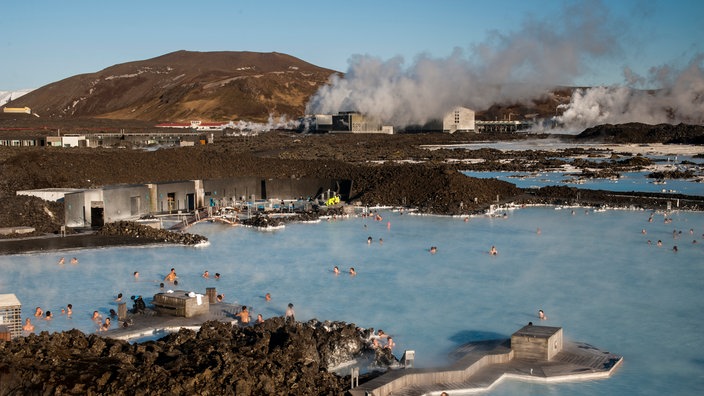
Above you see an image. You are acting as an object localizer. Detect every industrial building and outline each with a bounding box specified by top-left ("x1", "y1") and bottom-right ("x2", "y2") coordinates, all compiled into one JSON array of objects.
[
  {"x1": 306, "y1": 112, "x2": 393, "y2": 134},
  {"x1": 53, "y1": 177, "x2": 351, "y2": 228},
  {"x1": 443, "y1": 107, "x2": 476, "y2": 133},
  {"x1": 475, "y1": 120, "x2": 533, "y2": 132},
  {"x1": 155, "y1": 120, "x2": 235, "y2": 131}
]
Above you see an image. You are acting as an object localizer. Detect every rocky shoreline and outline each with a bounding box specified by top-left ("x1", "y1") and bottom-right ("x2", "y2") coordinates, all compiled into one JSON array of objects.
[
  {"x1": 0, "y1": 129, "x2": 703, "y2": 394},
  {"x1": 0, "y1": 317, "x2": 397, "y2": 395},
  {"x1": 2, "y1": 187, "x2": 703, "y2": 256}
]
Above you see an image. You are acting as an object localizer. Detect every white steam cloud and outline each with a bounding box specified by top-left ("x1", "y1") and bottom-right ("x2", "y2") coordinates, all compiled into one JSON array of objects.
[
  {"x1": 557, "y1": 55, "x2": 704, "y2": 130},
  {"x1": 225, "y1": 114, "x2": 299, "y2": 135},
  {"x1": 306, "y1": 1, "x2": 703, "y2": 131}
]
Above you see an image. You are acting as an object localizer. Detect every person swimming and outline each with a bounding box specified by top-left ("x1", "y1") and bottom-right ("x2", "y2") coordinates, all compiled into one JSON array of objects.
[
  {"x1": 430, "y1": 246, "x2": 437, "y2": 254},
  {"x1": 333, "y1": 266, "x2": 340, "y2": 275},
  {"x1": 34, "y1": 307, "x2": 43, "y2": 317},
  {"x1": 349, "y1": 267, "x2": 357, "y2": 276},
  {"x1": 164, "y1": 268, "x2": 177, "y2": 282},
  {"x1": 236, "y1": 306, "x2": 251, "y2": 324},
  {"x1": 23, "y1": 318, "x2": 34, "y2": 333},
  {"x1": 70, "y1": 257, "x2": 78, "y2": 264},
  {"x1": 100, "y1": 317, "x2": 111, "y2": 332},
  {"x1": 490, "y1": 246, "x2": 498, "y2": 255},
  {"x1": 538, "y1": 309, "x2": 547, "y2": 320}
]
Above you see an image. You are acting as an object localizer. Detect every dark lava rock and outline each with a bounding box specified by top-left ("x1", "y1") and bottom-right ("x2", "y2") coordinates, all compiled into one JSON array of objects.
[
  {"x1": 96, "y1": 221, "x2": 208, "y2": 245},
  {"x1": 0, "y1": 318, "x2": 393, "y2": 395},
  {"x1": 576, "y1": 122, "x2": 704, "y2": 144},
  {"x1": 241, "y1": 208, "x2": 346, "y2": 228}
]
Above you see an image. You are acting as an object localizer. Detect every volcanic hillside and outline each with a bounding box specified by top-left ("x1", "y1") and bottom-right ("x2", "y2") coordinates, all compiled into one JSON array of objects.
[{"x1": 6, "y1": 51, "x2": 339, "y2": 123}]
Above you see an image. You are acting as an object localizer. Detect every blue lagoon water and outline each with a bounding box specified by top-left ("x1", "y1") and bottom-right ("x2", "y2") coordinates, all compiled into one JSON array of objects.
[{"x1": 1, "y1": 207, "x2": 704, "y2": 395}]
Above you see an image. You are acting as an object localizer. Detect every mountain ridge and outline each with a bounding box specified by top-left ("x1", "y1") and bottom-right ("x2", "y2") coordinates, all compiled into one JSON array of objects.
[{"x1": 5, "y1": 50, "x2": 339, "y2": 123}]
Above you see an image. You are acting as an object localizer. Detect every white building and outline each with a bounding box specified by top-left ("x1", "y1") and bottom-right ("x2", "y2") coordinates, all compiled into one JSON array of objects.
[
  {"x1": 443, "y1": 107, "x2": 475, "y2": 133},
  {"x1": 46, "y1": 134, "x2": 87, "y2": 147}
]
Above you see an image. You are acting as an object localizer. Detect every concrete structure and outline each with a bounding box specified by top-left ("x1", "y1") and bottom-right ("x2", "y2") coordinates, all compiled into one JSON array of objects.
[
  {"x1": 84, "y1": 132, "x2": 207, "y2": 148},
  {"x1": 0, "y1": 294, "x2": 22, "y2": 340},
  {"x1": 155, "y1": 120, "x2": 233, "y2": 131},
  {"x1": 47, "y1": 134, "x2": 87, "y2": 147},
  {"x1": 476, "y1": 120, "x2": 533, "y2": 132},
  {"x1": 202, "y1": 177, "x2": 350, "y2": 205},
  {"x1": 443, "y1": 106, "x2": 476, "y2": 133},
  {"x1": 331, "y1": 112, "x2": 393, "y2": 134},
  {"x1": 0, "y1": 226, "x2": 35, "y2": 236},
  {"x1": 64, "y1": 184, "x2": 152, "y2": 228},
  {"x1": 61, "y1": 177, "x2": 352, "y2": 228},
  {"x1": 307, "y1": 114, "x2": 333, "y2": 133},
  {"x1": 152, "y1": 180, "x2": 201, "y2": 214},
  {"x1": 0, "y1": 136, "x2": 45, "y2": 147}
]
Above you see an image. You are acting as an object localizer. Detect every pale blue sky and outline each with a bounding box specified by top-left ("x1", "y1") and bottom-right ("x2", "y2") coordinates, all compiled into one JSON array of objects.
[{"x1": 0, "y1": 0, "x2": 702, "y2": 90}]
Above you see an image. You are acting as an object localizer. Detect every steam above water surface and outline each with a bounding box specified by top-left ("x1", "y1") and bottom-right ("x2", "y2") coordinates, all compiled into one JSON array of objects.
[
  {"x1": 1, "y1": 206, "x2": 703, "y2": 395},
  {"x1": 306, "y1": 1, "x2": 704, "y2": 132}
]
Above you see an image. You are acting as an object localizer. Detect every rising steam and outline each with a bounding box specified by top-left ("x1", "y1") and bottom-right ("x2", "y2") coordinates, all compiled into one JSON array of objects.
[
  {"x1": 557, "y1": 55, "x2": 704, "y2": 130},
  {"x1": 306, "y1": 1, "x2": 703, "y2": 131}
]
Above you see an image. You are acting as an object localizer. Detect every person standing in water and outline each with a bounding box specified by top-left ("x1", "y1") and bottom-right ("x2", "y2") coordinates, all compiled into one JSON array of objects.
[{"x1": 285, "y1": 303, "x2": 295, "y2": 324}]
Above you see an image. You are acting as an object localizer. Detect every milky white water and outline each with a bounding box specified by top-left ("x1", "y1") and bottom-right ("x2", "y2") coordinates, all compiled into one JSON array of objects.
[{"x1": 1, "y1": 205, "x2": 703, "y2": 395}]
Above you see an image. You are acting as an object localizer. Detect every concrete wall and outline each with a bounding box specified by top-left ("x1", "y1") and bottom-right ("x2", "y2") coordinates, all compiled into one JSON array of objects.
[
  {"x1": 202, "y1": 177, "x2": 352, "y2": 204},
  {"x1": 154, "y1": 181, "x2": 198, "y2": 213},
  {"x1": 443, "y1": 106, "x2": 476, "y2": 133},
  {"x1": 102, "y1": 185, "x2": 152, "y2": 223},
  {"x1": 61, "y1": 178, "x2": 352, "y2": 227},
  {"x1": 203, "y1": 177, "x2": 263, "y2": 206},
  {"x1": 64, "y1": 189, "x2": 103, "y2": 227}
]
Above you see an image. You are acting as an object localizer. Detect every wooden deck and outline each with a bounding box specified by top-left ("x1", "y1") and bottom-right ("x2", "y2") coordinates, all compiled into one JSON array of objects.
[{"x1": 350, "y1": 338, "x2": 622, "y2": 396}]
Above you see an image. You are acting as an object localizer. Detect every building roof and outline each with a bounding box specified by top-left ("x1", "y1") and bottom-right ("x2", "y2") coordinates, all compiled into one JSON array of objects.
[
  {"x1": 512, "y1": 324, "x2": 562, "y2": 338},
  {"x1": 0, "y1": 293, "x2": 21, "y2": 307}
]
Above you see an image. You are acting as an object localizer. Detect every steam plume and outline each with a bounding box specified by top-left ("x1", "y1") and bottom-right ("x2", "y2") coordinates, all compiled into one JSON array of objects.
[
  {"x1": 307, "y1": 1, "x2": 621, "y2": 127},
  {"x1": 307, "y1": 1, "x2": 703, "y2": 131},
  {"x1": 557, "y1": 55, "x2": 704, "y2": 130}
]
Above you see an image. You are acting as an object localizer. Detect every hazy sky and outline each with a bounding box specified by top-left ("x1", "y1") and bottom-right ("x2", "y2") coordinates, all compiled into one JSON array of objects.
[{"x1": 0, "y1": 0, "x2": 702, "y2": 91}]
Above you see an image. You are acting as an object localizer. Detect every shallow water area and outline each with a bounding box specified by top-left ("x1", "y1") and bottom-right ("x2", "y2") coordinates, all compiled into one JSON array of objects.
[
  {"x1": 1, "y1": 207, "x2": 704, "y2": 395},
  {"x1": 464, "y1": 170, "x2": 704, "y2": 195}
]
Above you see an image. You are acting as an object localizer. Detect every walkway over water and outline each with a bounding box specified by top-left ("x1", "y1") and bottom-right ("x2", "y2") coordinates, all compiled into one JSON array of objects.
[{"x1": 350, "y1": 332, "x2": 622, "y2": 396}]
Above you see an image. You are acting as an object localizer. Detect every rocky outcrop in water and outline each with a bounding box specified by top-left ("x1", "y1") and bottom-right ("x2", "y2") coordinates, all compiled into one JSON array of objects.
[
  {"x1": 0, "y1": 318, "x2": 396, "y2": 395},
  {"x1": 96, "y1": 221, "x2": 208, "y2": 245},
  {"x1": 240, "y1": 207, "x2": 347, "y2": 228}
]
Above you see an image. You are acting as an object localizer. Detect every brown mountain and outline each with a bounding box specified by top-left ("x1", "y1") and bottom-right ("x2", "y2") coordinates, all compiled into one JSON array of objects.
[{"x1": 8, "y1": 50, "x2": 339, "y2": 123}]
